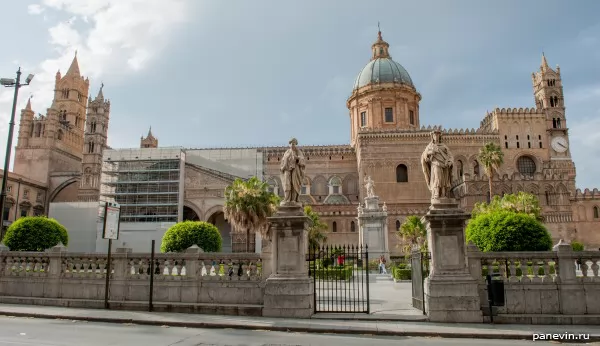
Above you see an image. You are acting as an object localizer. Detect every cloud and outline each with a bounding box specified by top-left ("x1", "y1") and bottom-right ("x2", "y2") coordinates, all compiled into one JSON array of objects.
[{"x1": 0, "y1": 0, "x2": 190, "y2": 170}]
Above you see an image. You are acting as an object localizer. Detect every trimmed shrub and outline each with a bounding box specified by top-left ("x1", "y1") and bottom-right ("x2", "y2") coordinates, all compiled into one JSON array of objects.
[
  {"x1": 393, "y1": 267, "x2": 412, "y2": 280},
  {"x1": 160, "y1": 221, "x2": 222, "y2": 253},
  {"x1": 3, "y1": 216, "x2": 69, "y2": 251},
  {"x1": 311, "y1": 266, "x2": 354, "y2": 280},
  {"x1": 571, "y1": 241, "x2": 584, "y2": 252},
  {"x1": 466, "y1": 210, "x2": 553, "y2": 252}
]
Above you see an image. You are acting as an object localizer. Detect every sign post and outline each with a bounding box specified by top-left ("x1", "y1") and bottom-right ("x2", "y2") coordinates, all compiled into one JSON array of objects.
[{"x1": 102, "y1": 202, "x2": 120, "y2": 310}]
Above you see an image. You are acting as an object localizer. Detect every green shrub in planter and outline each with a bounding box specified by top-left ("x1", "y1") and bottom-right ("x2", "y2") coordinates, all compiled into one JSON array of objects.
[
  {"x1": 396, "y1": 263, "x2": 408, "y2": 269},
  {"x1": 312, "y1": 266, "x2": 353, "y2": 280},
  {"x1": 393, "y1": 268, "x2": 412, "y2": 280},
  {"x1": 3, "y1": 216, "x2": 68, "y2": 251}
]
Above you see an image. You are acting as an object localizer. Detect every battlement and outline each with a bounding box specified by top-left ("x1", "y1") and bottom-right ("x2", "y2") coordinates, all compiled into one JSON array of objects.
[
  {"x1": 358, "y1": 125, "x2": 497, "y2": 136},
  {"x1": 573, "y1": 188, "x2": 600, "y2": 200},
  {"x1": 479, "y1": 107, "x2": 545, "y2": 130}
]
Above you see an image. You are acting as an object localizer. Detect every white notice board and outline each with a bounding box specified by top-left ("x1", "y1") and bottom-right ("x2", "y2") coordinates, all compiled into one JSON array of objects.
[{"x1": 102, "y1": 204, "x2": 121, "y2": 240}]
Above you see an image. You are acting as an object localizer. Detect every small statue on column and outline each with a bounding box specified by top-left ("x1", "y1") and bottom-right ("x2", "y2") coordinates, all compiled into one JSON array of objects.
[{"x1": 364, "y1": 175, "x2": 376, "y2": 198}]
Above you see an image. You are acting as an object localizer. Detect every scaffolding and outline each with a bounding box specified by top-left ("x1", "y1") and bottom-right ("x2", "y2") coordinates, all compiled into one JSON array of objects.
[{"x1": 100, "y1": 148, "x2": 183, "y2": 223}]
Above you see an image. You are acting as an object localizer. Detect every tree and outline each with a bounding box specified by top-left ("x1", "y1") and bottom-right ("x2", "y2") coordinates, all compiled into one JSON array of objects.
[
  {"x1": 304, "y1": 205, "x2": 328, "y2": 250},
  {"x1": 466, "y1": 210, "x2": 552, "y2": 252},
  {"x1": 3, "y1": 216, "x2": 69, "y2": 251},
  {"x1": 397, "y1": 215, "x2": 427, "y2": 257},
  {"x1": 161, "y1": 221, "x2": 222, "y2": 253},
  {"x1": 472, "y1": 191, "x2": 542, "y2": 221},
  {"x1": 478, "y1": 142, "x2": 504, "y2": 198},
  {"x1": 224, "y1": 177, "x2": 280, "y2": 252}
]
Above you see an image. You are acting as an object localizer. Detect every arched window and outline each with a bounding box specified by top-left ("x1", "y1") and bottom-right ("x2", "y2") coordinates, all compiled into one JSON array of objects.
[
  {"x1": 87, "y1": 142, "x2": 95, "y2": 153},
  {"x1": 90, "y1": 122, "x2": 97, "y2": 133},
  {"x1": 473, "y1": 161, "x2": 480, "y2": 176},
  {"x1": 350, "y1": 221, "x2": 356, "y2": 232},
  {"x1": 457, "y1": 160, "x2": 463, "y2": 176},
  {"x1": 332, "y1": 221, "x2": 337, "y2": 233},
  {"x1": 517, "y1": 156, "x2": 536, "y2": 177},
  {"x1": 395, "y1": 220, "x2": 401, "y2": 231},
  {"x1": 594, "y1": 206, "x2": 599, "y2": 219},
  {"x1": 57, "y1": 130, "x2": 63, "y2": 141},
  {"x1": 34, "y1": 123, "x2": 41, "y2": 137},
  {"x1": 396, "y1": 164, "x2": 408, "y2": 182},
  {"x1": 329, "y1": 176, "x2": 342, "y2": 194}
]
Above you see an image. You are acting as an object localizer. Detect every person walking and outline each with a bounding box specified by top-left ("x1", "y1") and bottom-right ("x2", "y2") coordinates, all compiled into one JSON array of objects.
[{"x1": 379, "y1": 255, "x2": 388, "y2": 275}]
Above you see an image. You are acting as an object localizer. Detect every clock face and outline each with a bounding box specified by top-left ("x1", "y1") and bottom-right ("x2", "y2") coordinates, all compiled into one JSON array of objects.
[{"x1": 551, "y1": 136, "x2": 569, "y2": 153}]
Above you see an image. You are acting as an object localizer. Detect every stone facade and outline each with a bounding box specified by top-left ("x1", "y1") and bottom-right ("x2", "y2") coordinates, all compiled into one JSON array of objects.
[{"x1": 8, "y1": 32, "x2": 600, "y2": 254}]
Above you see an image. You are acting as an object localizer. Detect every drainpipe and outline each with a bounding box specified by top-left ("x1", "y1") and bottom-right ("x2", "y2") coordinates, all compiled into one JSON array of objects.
[{"x1": 14, "y1": 179, "x2": 21, "y2": 220}]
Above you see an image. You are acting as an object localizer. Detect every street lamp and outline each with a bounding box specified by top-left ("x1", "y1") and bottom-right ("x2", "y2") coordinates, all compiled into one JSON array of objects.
[{"x1": 0, "y1": 68, "x2": 34, "y2": 240}]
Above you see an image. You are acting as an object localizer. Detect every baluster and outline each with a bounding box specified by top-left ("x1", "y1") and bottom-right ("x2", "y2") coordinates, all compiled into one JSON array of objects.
[
  {"x1": 518, "y1": 259, "x2": 528, "y2": 282},
  {"x1": 508, "y1": 259, "x2": 517, "y2": 282},
  {"x1": 175, "y1": 260, "x2": 183, "y2": 276},
  {"x1": 498, "y1": 258, "x2": 506, "y2": 278},
  {"x1": 24, "y1": 257, "x2": 32, "y2": 275},
  {"x1": 531, "y1": 259, "x2": 541, "y2": 282},
  {"x1": 209, "y1": 260, "x2": 216, "y2": 277},
  {"x1": 542, "y1": 259, "x2": 551, "y2": 282},
  {"x1": 133, "y1": 258, "x2": 141, "y2": 277},
  {"x1": 158, "y1": 259, "x2": 166, "y2": 278},
  {"x1": 199, "y1": 260, "x2": 208, "y2": 277},
  {"x1": 140, "y1": 259, "x2": 149, "y2": 277},
  {"x1": 581, "y1": 260, "x2": 589, "y2": 278},
  {"x1": 591, "y1": 259, "x2": 599, "y2": 279}
]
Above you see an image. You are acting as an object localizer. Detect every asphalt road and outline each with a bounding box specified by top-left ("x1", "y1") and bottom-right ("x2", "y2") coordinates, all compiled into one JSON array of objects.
[{"x1": 0, "y1": 316, "x2": 579, "y2": 346}]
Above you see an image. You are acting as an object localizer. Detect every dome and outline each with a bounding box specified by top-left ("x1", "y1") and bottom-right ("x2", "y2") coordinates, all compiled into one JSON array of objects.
[{"x1": 353, "y1": 58, "x2": 414, "y2": 90}]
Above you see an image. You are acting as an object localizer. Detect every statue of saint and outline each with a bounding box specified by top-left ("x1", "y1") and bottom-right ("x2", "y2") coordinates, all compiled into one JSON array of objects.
[
  {"x1": 364, "y1": 175, "x2": 375, "y2": 198},
  {"x1": 421, "y1": 131, "x2": 454, "y2": 200},
  {"x1": 280, "y1": 137, "x2": 306, "y2": 206}
]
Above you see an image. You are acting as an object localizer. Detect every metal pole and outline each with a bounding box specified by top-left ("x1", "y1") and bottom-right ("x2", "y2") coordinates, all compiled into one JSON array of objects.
[
  {"x1": 149, "y1": 239, "x2": 155, "y2": 312},
  {"x1": 104, "y1": 238, "x2": 112, "y2": 309},
  {"x1": 365, "y1": 244, "x2": 370, "y2": 314},
  {"x1": 0, "y1": 68, "x2": 22, "y2": 240}
]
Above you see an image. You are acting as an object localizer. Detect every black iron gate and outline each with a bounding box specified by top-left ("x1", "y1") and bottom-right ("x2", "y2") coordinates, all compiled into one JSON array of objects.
[
  {"x1": 411, "y1": 249, "x2": 430, "y2": 312},
  {"x1": 308, "y1": 244, "x2": 369, "y2": 313}
]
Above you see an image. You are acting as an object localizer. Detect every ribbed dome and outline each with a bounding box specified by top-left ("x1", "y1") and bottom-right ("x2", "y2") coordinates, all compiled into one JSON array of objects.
[{"x1": 353, "y1": 58, "x2": 414, "y2": 90}]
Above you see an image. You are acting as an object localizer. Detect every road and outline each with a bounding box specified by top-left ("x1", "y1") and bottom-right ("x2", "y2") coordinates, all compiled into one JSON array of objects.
[{"x1": 0, "y1": 316, "x2": 574, "y2": 346}]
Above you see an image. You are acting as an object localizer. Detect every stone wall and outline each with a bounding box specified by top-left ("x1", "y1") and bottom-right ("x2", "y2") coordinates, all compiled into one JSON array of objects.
[
  {"x1": 0, "y1": 246, "x2": 265, "y2": 316},
  {"x1": 467, "y1": 242, "x2": 600, "y2": 324}
]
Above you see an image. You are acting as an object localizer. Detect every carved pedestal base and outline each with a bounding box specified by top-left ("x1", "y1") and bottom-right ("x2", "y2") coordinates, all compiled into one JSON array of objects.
[
  {"x1": 262, "y1": 205, "x2": 314, "y2": 318},
  {"x1": 423, "y1": 200, "x2": 483, "y2": 323}
]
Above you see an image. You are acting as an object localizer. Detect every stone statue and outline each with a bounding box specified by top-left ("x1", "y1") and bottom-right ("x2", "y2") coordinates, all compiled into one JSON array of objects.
[
  {"x1": 357, "y1": 203, "x2": 363, "y2": 214},
  {"x1": 364, "y1": 175, "x2": 375, "y2": 198},
  {"x1": 280, "y1": 137, "x2": 306, "y2": 206},
  {"x1": 382, "y1": 202, "x2": 387, "y2": 212},
  {"x1": 421, "y1": 130, "x2": 454, "y2": 200}
]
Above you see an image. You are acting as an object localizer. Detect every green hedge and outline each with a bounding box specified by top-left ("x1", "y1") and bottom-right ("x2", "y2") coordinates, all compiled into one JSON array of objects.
[
  {"x1": 481, "y1": 263, "x2": 556, "y2": 277},
  {"x1": 160, "y1": 221, "x2": 222, "y2": 253},
  {"x1": 393, "y1": 267, "x2": 412, "y2": 280},
  {"x1": 311, "y1": 266, "x2": 354, "y2": 280}
]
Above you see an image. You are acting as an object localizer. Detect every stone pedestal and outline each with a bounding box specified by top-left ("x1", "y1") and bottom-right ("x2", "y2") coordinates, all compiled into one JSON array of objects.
[
  {"x1": 423, "y1": 198, "x2": 483, "y2": 323},
  {"x1": 262, "y1": 205, "x2": 314, "y2": 318},
  {"x1": 357, "y1": 196, "x2": 389, "y2": 261}
]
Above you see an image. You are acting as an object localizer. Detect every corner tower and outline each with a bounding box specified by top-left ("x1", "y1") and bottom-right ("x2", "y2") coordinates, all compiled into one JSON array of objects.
[
  {"x1": 140, "y1": 127, "x2": 158, "y2": 148},
  {"x1": 78, "y1": 84, "x2": 110, "y2": 201},
  {"x1": 347, "y1": 29, "x2": 421, "y2": 146},
  {"x1": 14, "y1": 53, "x2": 90, "y2": 183},
  {"x1": 532, "y1": 53, "x2": 571, "y2": 160}
]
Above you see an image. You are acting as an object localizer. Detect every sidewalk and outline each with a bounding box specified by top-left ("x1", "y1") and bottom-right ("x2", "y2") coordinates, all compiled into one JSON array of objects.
[{"x1": 0, "y1": 303, "x2": 599, "y2": 341}]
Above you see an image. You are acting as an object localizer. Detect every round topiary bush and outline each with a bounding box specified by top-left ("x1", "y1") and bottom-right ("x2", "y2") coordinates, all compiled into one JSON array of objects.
[
  {"x1": 571, "y1": 241, "x2": 584, "y2": 252},
  {"x1": 466, "y1": 210, "x2": 552, "y2": 252},
  {"x1": 160, "y1": 221, "x2": 222, "y2": 253},
  {"x1": 3, "y1": 216, "x2": 69, "y2": 251}
]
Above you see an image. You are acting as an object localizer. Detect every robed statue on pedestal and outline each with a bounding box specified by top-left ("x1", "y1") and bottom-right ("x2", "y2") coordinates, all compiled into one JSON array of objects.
[
  {"x1": 421, "y1": 130, "x2": 454, "y2": 200},
  {"x1": 280, "y1": 137, "x2": 306, "y2": 206}
]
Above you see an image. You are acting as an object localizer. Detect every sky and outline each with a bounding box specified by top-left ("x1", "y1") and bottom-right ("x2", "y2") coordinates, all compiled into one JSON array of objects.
[{"x1": 0, "y1": 0, "x2": 599, "y2": 189}]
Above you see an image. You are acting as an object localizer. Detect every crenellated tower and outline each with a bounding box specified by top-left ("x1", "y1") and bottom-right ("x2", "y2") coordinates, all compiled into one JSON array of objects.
[
  {"x1": 78, "y1": 84, "x2": 110, "y2": 201},
  {"x1": 140, "y1": 127, "x2": 158, "y2": 148},
  {"x1": 14, "y1": 52, "x2": 90, "y2": 184}
]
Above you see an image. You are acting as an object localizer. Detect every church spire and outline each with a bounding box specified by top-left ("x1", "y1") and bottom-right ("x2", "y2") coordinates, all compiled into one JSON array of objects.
[
  {"x1": 65, "y1": 51, "x2": 81, "y2": 77},
  {"x1": 371, "y1": 23, "x2": 391, "y2": 60},
  {"x1": 25, "y1": 97, "x2": 32, "y2": 111},
  {"x1": 541, "y1": 52, "x2": 550, "y2": 71},
  {"x1": 96, "y1": 83, "x2": 104, "y2": 100}
]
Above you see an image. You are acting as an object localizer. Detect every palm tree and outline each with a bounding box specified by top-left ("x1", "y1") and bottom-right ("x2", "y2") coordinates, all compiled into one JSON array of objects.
[
  {"x1": 478, "y1": 142, "x2": 504, "y2": 199},
  {"x1": 223, "y1": 177, "x2": 280, "y2": 252},
  {"x1": 397, "y1": 215, "x2": 427, "y2": 257},
  {"x1": 304, "y1": 205, "x2": 328, "y2": 250}
]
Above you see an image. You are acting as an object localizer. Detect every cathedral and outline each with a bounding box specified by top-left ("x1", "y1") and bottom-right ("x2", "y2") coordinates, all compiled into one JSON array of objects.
[{"x1": 3, "y1": 31, "x2": 599, "y2": 253}]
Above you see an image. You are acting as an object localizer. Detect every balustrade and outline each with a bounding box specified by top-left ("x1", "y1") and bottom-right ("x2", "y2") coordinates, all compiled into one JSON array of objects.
[{"x1": 1, "y1": 253, "x2": 49, "y2": 277}]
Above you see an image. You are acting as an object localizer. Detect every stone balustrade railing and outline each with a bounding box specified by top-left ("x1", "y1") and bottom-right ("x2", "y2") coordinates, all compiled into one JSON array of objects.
[
  {"x1": 0, "y1": 245, "x2": 266, "y2": 316},
  {"x1": 466, "y1": 241, "x2": 600, "y2": 321}
]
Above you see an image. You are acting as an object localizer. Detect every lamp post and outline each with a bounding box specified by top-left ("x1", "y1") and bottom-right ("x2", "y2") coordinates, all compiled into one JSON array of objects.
[{"x1": 0, "y1": 68, "x2": 34, "y2": 240}]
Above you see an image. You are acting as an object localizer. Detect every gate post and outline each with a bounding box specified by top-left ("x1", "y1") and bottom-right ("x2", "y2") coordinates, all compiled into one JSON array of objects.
[
  {"x1": 422, "y1": 200, "x2": 483, "y2": 323},
  {"x1": 262, "y1": 205, "x2": 314, "y2": 318}
]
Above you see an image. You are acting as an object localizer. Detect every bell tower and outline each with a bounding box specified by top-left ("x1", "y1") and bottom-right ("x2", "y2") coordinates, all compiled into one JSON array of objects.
[
  {"x1": 532, "y1": 53, "x2": 571, "y2": 159},
  {"x1": 78, "y1": 84, "x2": 110, "y2": 201},
  {"x1": 13, "y1": 52, "x2": 89, "y2": 183}
]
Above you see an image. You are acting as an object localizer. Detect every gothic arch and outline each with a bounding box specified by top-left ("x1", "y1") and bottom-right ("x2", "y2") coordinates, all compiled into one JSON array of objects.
[
  {"x1": 204, "y1": 205, "x2": 223, "y2": 222},
  {"x1": 342, "y1": 174, "x2": 359, "y2": 195},
  {"x1": 514, "y1": 153, "x2": 541, "y2": 175},
  {"x1": 524, "y1": 183, "x2": 539, "y2": 195},
  {"x1": 183, "y1": 201, "x2": 203, "y2": 221},
  {"x1": 311, "y1": 175, "x2": 328, "y2": 196},
  {"x1": 47, "y1": 177, "x2": 80, "y2": 208}
]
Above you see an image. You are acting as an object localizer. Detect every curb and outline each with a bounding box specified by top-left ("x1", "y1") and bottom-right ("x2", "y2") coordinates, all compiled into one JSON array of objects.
[{"x1": 0, "y1": 311, "x2": 598, "y2": 343}]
